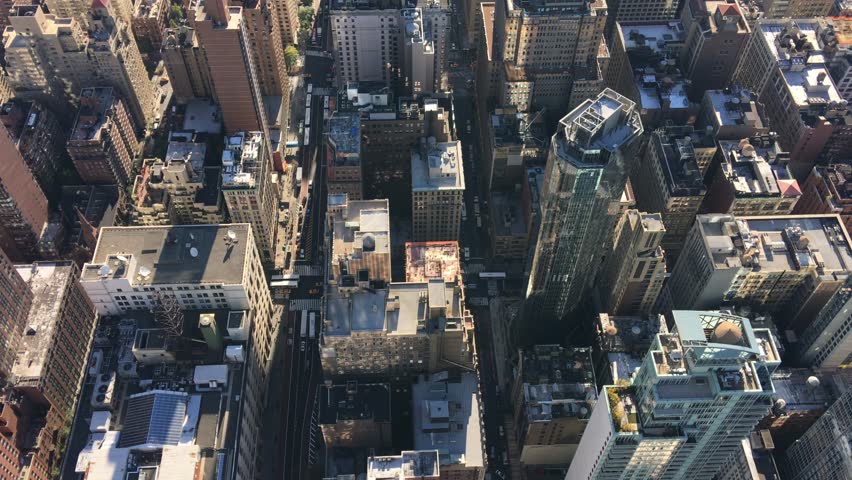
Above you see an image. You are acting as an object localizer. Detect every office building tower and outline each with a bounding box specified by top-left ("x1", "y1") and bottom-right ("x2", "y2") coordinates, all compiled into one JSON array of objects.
[
  {"x1": 80, "y1": 224, "x2": 274, "y2": 480},
  {"x1": 602, "y1": 211, "x2": 666, "y2": 315},
  {"x1": 829, "y1": 17, "x2": 852, "y2": 103},
  {"x1": 632, "y1": 126, "x2": 712, "y2": 263},
  {"x1": 0, "y1": 249, "x2": 31, "y2": 379},
  {"x1": 670, "y1": 214, "x2": 852, "y2": 331},
  {"x1": 340, "y1": 87, "x2": 452, "y2": 207},
  {"x1": 132, "y1": 0, "x2": 168, "y2": 49},
  {"x1": 794, "y1": 164, "x2": 852, "y2": 233},
  {"x1": 405, "y1": 241, "x2": 461, "y2": 283},
  {"x1": 483, "y1": 106, "x2": 547, "y2": 192},
  {"x1": 330, "y1": 0, "x2": 449, "y2": 94},
  {"x1": 269, "y1": 0, "x2": 299, "y2": 46},
  {"x1": 796, "y1": 276, "x2": 852, "y2": 369},
  {"x1": 321, "y1": 280, "x2": 475, "y2": 377},
  {"x1": 464, "y1": 0, "x2": 485, "y2": 47},
  {"x1": 220, "y1": 132, "x2": 277, "y2": 263},
  {"x1": 734, "y1": 19, "x2": 852, "y2": 178},
  {"x1": 320, "y1": 382, "x2": 392, "y2": 448},
  {"x1": 703, "y1": 134, "x2": 801, "y2": 216},
  {"x1": 606, "y1": 21, "x2": 693, "y2": 129},
  {"x1": 411, "y1": 139, "x2": 465, "y2": 242},
  {"x1": 511, "y1": 345, "x2": 597, "y2": 473},
  {"x1": 193, "y1": 0, "x2": 265, "y2": 133},
  {"x1": 758, "y1": 0, "x2": 835, "y2": 19},
  {"x1": 67, "y1": 87, "x2": 138, "y2": 187},
  {"x1": 327, "y1": 114, "x2": 364, "y2": 200},
  {"x1": 785, "y1": 385, "x2": 852, "y2": 480},
  {"x1": 0, "y1": 100, "x2": 66, "y2": 193},
  {"x1": 680, "y1": 0, "x2": 751, "y2": 94},
  {"x1": 86, "y1": 4, "x2": 159, "y2": 129},
  {"x1": 700, "y1": 87, "x2": 768, "y2": 140},
  {"x1": 525, "y1": 89, "x2": 642, "y2": 322},
  {"x1": 3, "y1": 4, "x2": 91, "y2": 101},
  {"x1": 241, "y1": 0, "x2": 288, "y2": 97},
  {"x1": 0, "y1": 124, "x2": 48, "y2": 261},
  {"x1": 495, "y1": 0, "x2": 606, "y2": 71},
  {"x1": 162, "y1": 27, "x2": 215, "y2": 103},
  {"x1": 9, "y1": 261, "x2": 96, "y2": 480},
  {"x1": 131, "y1": 135, "x2": 226, "y2": 226},
  {"x1": 327, "y1": 194, "x2": 392, "y2": 286},
  {"x1": 608, "y1": 0, "x2": 677, "y2": 23},
  {"x1": 567, "y1": 311, "x2": 780, "y2": 480}
]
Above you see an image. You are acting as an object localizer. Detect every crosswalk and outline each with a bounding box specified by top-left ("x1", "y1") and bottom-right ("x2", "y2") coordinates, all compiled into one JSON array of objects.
[{"x1": 289, "y1": 299, "x2": 322, "y2": 311}]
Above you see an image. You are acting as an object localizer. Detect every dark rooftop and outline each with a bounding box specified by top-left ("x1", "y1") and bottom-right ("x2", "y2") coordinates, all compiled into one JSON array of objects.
[{"x1": 319, "y1": 382, "x2": 391, "y2": 424}]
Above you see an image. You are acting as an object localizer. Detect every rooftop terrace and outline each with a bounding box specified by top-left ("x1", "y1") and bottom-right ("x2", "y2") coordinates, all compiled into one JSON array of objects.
[
  {"x1": 222, "y1": 131, "x2": 264, "y2": 188},
  {"x1": 328, "y1": 114, "x2": 362, "y2": 165},
  {"x1": 556, "y1": 89, "x2": 642, "y2": 167},
  {"x1": 71, "y1": 87, "x2": 117, "y2": 142},
  {"x1": 405, "y1": 241, "x2": 460, "y2": 283}
]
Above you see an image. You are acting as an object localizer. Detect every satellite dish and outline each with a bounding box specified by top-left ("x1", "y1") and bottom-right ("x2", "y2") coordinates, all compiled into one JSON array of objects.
[
  {"x1": 116, "y1": 255, "x2": 129, "y2": 263},
  {"x1": 227, "y1": 230, "x2": 237, "y2": 240},
  {"x1": 631, "y1": 325, "x2": 642, "y2": 335},
  {"x1": 807, "y1": 376, "x2": 821, "y2": 389},
  {"x1": 138, "y1": 266, "x2": 151, "y2": 278},
  {"x1": 190, "y1": 247, "x2": 199, "y2": 258},
  {"x1": 98, "y1": 265, "x2": 111, "y2": 276},
  {"x1": 189, "y1": 233, "x2": 195, "y2": 240}
]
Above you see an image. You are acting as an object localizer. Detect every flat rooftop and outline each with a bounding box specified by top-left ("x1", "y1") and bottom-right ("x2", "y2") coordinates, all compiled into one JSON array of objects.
[
  {"x1": 405, "y1": 241, "x2": 460, "y2": 283},
  {"x1": 696, "y1": 214, "x2": 852, "y2": 273},
  {"x1": 12, "y1": 262, "x2": 76, "y2": 382},
  {"x1": 757, "y1": 21, "x2": 844, "y2": 108},
  {"x1": 619, "y1": 21, "x2": 685, "y2": 53},
  {"x1": 411, "y1": 140, "x2": 465, "y2": 192},
  {"x1": 71, "y1": 87, "x2": 116, "y2": 142},
  {"x1": 718, "y1": 135, "x2": 799, "y2": 199},
  {"x1": 330, "y1": 196, "x2": 391, "y2": 262},
  {"x1": 325, "y1": 281, "x2": 463, "y2": 336},
  {"x1": 652, "y1": 127, "x2": 709, "y2": 197},
  {"x1": 412, "y1": 372, "x2": 484, "y2": 469},
  {"x1": 820, "y1": 164, "x2": 852, "y2": 203},
  {"x1": 83, "y1": 224, "x2": 251, "y2": 286},
  {"x1": 319, "y1": 382, "x2": 391, "y2": 424},
  {"x1": 491, "y1": 191, "x2": 528, "y2": 238},
  {"x1": 704, "y1": 88, "x2": 765, "y2": 130},
  {"x1": 490, "y1": 108, "x2": 548, "y2": 150}
]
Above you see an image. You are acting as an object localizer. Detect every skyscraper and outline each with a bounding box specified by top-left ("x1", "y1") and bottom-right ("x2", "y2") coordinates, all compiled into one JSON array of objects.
[
  {"x1": 0, "y1": 123, "x2": 48, "y2": 261},
  {"x1": 193, "y1": 0, "x2": 266, "y2": 133},
  {"x1": 66, "y1": 87, "x2": 138, "y2": 187},
  {"x1": 525, "y1": 88, "x2": 642, "y2": 321},
  {"x1": 0, "y1": 248, "x2": 31, "y2": 379},
  {"x1": 601, "y1": 210, "x2": 666, "y2": 316},
  {"x1": 221, "y1": 131, "x2": 278, "y2": 263},
  {"x1": 411, "y1": 139, "x2": 465, "y2": 242},
  {"x1": 567, "y1": 311, "x2": 780, "y2": 480}
]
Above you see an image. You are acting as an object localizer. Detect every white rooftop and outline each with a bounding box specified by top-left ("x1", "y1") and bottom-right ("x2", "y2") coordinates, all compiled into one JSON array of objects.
[{"x1": 412, "y1": 140, "x2": 465, "y2": 192}]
